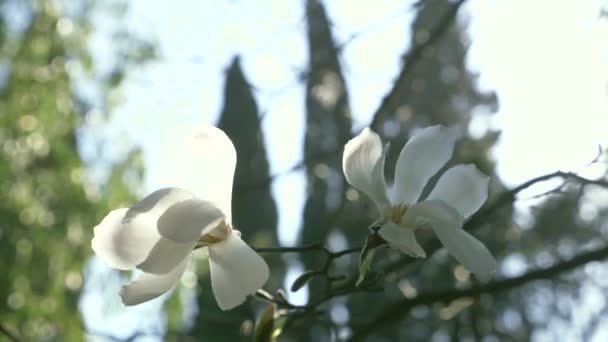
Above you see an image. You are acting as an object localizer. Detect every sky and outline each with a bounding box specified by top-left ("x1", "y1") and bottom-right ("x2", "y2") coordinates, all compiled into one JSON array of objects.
[{"x1": 76, "y1": 0, "x2": 608, "y2": 340}]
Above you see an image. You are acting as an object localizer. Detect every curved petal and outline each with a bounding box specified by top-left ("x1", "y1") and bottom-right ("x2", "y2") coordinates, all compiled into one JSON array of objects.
[
  {"x1": 120, "y1": 258, "x2": 188, "y2": 306},
  {"x1": 136, "y1": 238, "x2": 195, "y2": 275},
  {"x1": 403, "y1": 200, "x2": 496, "y2": 280},
  {"x1": 342, "y1": 128, "x2": 390, "y2": 210},
  {"x1": 430, "y1": 222, "x2": 497, "y2": 281},
  {"x1": 394, "y1": 125, "x2": 457, "y2": 205},
  {"x1": 158, "y1": 199, "x2": 226, "y2": 243},
  {"x1": 123, "y1": 187, "x2": 195, "y2": 223},
  {"x1": 158, "y1": 125, "x2": 237, "y2": 220},
  {"x1": 378, "y1": 222, "x2": 426, "y2": 258},
  {"x1": 208, "y1": 232, "x2": 269, "y2": 310},
  {"x1": 92, "y1": 209, "x2": 161, "y2": 270},
  {"x1": 426, "y1": 164, "x2": 490, "y2": 218},
  {"x1": 401, "y1": 199, "x2": 464, "y2": 229}
]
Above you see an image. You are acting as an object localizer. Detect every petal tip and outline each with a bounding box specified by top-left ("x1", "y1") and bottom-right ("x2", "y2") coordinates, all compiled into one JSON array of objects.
[
  {"x1": 208, "y1": 234, "x2": 270, "y2": 311},
  {"x1": 473, "y1": 257, "x2": 498, "y2": 282},
  {"x1": 118, "y1": 288, "x2": 137, "y2": 307}
]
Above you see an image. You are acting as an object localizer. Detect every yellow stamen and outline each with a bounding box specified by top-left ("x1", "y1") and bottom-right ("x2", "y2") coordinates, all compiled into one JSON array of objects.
[
  {"x1": 196, "y1": 220, "x2": 232, "y2": 247},
  {"x1": 199, "y1": 234, "x2": 224, "y2": 244},
  {"x1": 385, "y1": 203, "x2": 409, "y2": 224}
]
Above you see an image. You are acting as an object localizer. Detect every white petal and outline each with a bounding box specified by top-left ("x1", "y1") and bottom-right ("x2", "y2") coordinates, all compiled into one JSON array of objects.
[
  {"x1": 92, "y1": 209, "x2": 161, "y2": 270},
  {"x1": 426, "y1": 164, "x2": 490, "y2": 218},
  {"x1": 123, "y1": 187, "x2": 194, "y2": 223},
  {"x1": 378, "y1": 222, "x2": 426, "y2": 258},
  {"x1": 401, "y1": 199, "x2": 464, "y2": 229},
  {"x1": 342, "y1": 128, "x2": 390, "y2": 211},
  {"x1": 136, "y1": 238, "x2": 195, "y2": 275},
  {"x1": 120, "y1": 258, "x2": 188, "y2": 306},
  {"x1": 158, "y1": 199, "x2": 226, "y2": 243},
  {"x1": 402, "y1": 200, "x2": 496, "y2": 280},
  {"x1": 431, "y1": 222, "x2": 497, "y2": 281},
  {"x1": 158, "y1": 125, "x2": 237, "y2": 220},
  {"x1": 208, "y1": 232, "x2": 269, "y2": 310},
  {"x1": 394, "y1": 125, "x2": 456, "y2": 205}
]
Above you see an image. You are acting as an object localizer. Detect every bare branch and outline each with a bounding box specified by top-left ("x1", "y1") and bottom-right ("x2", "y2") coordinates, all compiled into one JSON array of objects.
[
  {"x1": 254, "y1": 243, "x2": 362, "y2": 301},
  {"x1": 349, "y1": 243, "x2": 608, "y2": 341}
]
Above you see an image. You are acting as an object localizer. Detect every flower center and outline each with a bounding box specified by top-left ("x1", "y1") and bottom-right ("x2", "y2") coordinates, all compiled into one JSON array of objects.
[
  {"x1": 385, "y1": 203, "x2": 409, "y2": 225},
  {"x1": 196, "y1": 220, "x2": 233, "y2": 248}
]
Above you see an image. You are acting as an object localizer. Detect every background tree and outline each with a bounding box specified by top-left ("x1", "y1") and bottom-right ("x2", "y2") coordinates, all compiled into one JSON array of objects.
[
  {"x1": 187, "y1": 57, "x2": 282, "y2": 341},
  {"x1": 0, "y1": 0, "x2": 140, "y2": 340},
  {"x1": 2, "y1": 0, "x2": 607, "y2": 341}
]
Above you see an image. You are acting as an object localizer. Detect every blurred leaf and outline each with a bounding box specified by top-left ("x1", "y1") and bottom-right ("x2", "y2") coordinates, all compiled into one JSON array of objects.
[
  {"x1": 253, "y1": 303, "x2": 276, "y2": 342},
  {"x1": 291, "y1": 271, "x2": 320, "y2": 292},
  {"x1": 357, "y1": 232, "x2": 386, "y2": 286},
  {"x1": 271, "y1": 314, "x2": 288, "y2": 341},
  {"x1": 357, "y1": 249, "x2": 376, "y2": 287}
]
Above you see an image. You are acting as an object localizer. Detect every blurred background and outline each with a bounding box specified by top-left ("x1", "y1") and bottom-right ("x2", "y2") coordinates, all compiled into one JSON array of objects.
[{"x1": 1, "y1": 0, "x2": 608, "y2": 341}]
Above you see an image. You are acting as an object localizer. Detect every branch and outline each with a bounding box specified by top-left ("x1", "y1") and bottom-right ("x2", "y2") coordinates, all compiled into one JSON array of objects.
[
  {"x1": 251, "y1": 171, "x2": 608, "y2": 322},
  {"x1": 254, "y1": 243, "x2": 362, "y2": 309},
  {"x1": 255, "y1": 289, "x2": 309, "y2": 311},
  {"x1": 369, "y1": 0, "x2": 468, "y2": 130},
  {"x1": 0, "y1": 323, "x2": 20, "y2": 342},
  {"x1": 349, "y1": 243, "x2": 608, "y2": 341},
  {"x1": 253, "y1": 243, "x2": 361, "y2": 258},
  {"x1": 253, "y1": 242, "x2": 328, "y2": 254},
  {"x1": 466, "y1": 171, "x2": 608, "y2": 233}
]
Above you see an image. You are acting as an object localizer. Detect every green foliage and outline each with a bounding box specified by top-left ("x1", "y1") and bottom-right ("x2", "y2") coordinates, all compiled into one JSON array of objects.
[
  {"x1": 253, "y1": 303, "x2": 276, "y2": 342},
  {"x1": 0, "y1": 1, "x2": 135, "y2": 340}
]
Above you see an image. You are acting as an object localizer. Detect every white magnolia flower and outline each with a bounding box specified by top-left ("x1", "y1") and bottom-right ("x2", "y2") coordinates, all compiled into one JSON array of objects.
[
  {"x1": 92, "y1": 126, "x2": 269, "y2": 310},
  {"x1": 343, "y1": 125, "x2": 497, "y2": 280}
]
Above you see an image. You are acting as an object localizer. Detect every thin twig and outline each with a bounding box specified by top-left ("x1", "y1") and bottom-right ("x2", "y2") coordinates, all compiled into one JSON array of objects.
[
  {"x1": 254, "y1": 243, "x2": 362, "y2": 308},
  {"x1": 253, "y1": 242, "x2": 327, "y2": 254},
  {"x1": 253, "y1": 243, "x2": 361, "y2": 259}
]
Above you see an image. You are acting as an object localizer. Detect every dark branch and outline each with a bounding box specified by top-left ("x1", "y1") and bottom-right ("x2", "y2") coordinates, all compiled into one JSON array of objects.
[
  {"x1": 349, "y1": 243, "x2": 608, "y2": 341},
  {"x1": 254, "y1": 243, "x2": 362, "y2": 309},
  {"x1": 253, "y1": 243, "x2": 361, "y2": 258},
  {"x1": 255, "y1": 289, "x2": 309, "y2": 311}
]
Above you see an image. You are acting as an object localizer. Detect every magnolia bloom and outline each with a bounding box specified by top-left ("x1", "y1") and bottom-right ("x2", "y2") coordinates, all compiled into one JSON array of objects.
[
  {"x1": 92, "y1": 126, "x2": 269, "y2": 310},
  {"x1": 343, "y1": 125, "x2": 497, "y2": 280}
]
